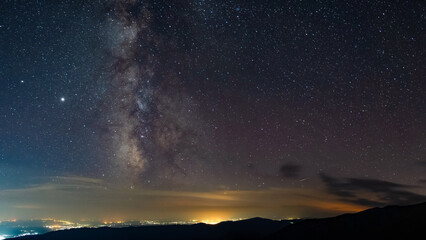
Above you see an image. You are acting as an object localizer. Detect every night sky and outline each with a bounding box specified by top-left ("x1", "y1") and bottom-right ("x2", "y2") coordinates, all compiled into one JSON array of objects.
[{"x1": 1, "y1": 0, "x2": 425, "y2": 222}]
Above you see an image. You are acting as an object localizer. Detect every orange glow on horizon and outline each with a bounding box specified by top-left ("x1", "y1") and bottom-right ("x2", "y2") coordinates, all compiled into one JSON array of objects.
[
  {"x1": 194, "y1": 210, "x2": 233, "y2": 225},
  {"x1": 309, "y1": 200, "x2": 367, "y2": 214},
  {"x1": 200, "y1": 218, "x2": 224, "y2": 225}
]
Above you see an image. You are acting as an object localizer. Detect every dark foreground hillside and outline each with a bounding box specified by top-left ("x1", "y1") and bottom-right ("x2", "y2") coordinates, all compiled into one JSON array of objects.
[
  {"x1": 267, "y1": 201, "x2": 426, "y2": 240},
  {"x1": 9, "y1": 202, "x2": 426, "y2": 240}
]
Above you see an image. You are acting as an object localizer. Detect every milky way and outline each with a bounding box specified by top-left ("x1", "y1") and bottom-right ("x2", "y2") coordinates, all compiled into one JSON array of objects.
[{"x1": 101, "y1": 0, "x2": 206, "y2": 185}]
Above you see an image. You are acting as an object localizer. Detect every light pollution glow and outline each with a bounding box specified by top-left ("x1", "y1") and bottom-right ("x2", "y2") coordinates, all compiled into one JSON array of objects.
[{"x1": 0, "y1": 176, "x2": 367, "y2": 222}]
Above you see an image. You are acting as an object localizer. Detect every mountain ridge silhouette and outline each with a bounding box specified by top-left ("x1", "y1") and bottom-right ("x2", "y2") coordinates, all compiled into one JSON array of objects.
[{"x1": 8, "y1": 201, "x2": 426, "y2": 240}]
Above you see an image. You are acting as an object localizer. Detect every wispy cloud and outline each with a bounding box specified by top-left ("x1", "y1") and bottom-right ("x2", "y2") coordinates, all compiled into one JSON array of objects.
[
  {"x1": 13, "y1": 205, "x2": 43, "y2": 209},
  {"x1": 279, "y1": 163, "x2": 303, "y2": 179},
  {"x1": 320, "y1": 173, "x2": 426, "y2": 207}
]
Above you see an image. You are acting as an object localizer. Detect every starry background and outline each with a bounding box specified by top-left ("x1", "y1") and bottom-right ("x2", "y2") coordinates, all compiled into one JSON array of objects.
[{"x1": 0, "y1": 0, "x2": 425, "y2": 221}]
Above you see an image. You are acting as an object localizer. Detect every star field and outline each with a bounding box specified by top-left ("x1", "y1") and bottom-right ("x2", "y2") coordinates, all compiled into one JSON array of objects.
[{"x1": 0, "y1": 0, "x2": 425, "y2": 221}]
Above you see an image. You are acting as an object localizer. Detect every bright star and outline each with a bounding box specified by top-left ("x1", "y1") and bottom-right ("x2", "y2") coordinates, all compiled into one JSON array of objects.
[{"x1": 60, "y1": 97, "x2": 65, "y2": 102}]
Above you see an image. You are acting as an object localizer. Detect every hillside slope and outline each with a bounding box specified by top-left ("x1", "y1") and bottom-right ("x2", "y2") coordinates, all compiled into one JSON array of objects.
[{"x1": 267, "y1": 201, "x2": 426, "y2": 240}]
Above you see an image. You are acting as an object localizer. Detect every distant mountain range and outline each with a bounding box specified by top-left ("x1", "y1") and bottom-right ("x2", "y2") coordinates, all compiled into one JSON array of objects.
[{"x1": 8, "y1": 201, "x2": 426, "y2": 240}]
